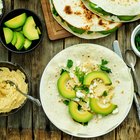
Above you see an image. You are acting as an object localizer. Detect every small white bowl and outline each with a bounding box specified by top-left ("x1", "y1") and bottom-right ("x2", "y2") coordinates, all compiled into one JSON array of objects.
[{"x1": 131, "y1": 24, "x2": 140, "y2": 57}]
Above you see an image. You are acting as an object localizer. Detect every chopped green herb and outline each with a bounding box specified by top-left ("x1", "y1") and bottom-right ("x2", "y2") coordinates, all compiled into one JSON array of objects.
[
  {"x1": 135, "y1": 34, "x2": 140, "y2": 52},
  {"x1": 101, "y1": 59, "x2": 108, "y2": 65},
  {"x1": 67, "y1": 59, "x2": 73, "y2": 68},
  {"x1": 100, "y1": 59, "x2": 112, "y2": 73},
  {"x1": 100, "y1": 65, "x2": 112, "y2": 73},
  {"x1": 63, "y1": 100, "x2": 70, "y2": 106},
  {"x1": 75, "y1": 67, "x2": 85, "y2": 83},
  {"x1": 74, "y1": 85, "x2": 89, "y2": 94},
  {"x1": 60, "y1": 69, "x2": 67, "y2": 75},
  {"x1": 102, "y1": 91, "x2": 108, "y2": 96}
]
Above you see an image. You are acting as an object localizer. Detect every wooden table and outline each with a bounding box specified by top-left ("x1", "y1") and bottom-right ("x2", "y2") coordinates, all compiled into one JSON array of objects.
[{"x1": 0, "y1": 0, "x2": 140, "y2": 140}]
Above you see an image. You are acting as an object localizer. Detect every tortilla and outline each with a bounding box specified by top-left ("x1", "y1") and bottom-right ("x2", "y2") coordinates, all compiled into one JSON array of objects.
[
  {"x1": 50, "y1": 0, "x2": 121, "y2": 39},
  {"x1": 82, "y1": 0, "x2": 140, "y2": 22},
  {"x1": 40, "y1": 43, "x2": 134, "y2": 138},
  {"x1": 88, "y1": 0, "x2": 140, "y2": 16}
]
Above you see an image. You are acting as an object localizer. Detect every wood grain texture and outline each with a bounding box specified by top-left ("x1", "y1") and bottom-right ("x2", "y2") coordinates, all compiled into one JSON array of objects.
[
  {"x1": 40, "y1": 0, "x2": 72, "y2": 40},
  {"x1": 0, "y1": 0, "x2": 140, "y2": 139}
]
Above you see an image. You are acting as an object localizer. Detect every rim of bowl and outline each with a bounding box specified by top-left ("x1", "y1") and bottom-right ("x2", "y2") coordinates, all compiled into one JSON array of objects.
[
  {"x1": 131, "y1": 24, "x2": 140, "y2": 57},
  {"x1": 0, "y1": 8, "x2": 44, "y2": 54},
  {"x1": 0, "y1": 61, "x2": 31, "y2": 116}
]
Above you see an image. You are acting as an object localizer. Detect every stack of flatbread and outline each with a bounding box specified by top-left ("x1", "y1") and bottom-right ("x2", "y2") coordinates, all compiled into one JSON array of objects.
[{"x1": 50, "y1": 0, "x2": 140, "y2": 39}]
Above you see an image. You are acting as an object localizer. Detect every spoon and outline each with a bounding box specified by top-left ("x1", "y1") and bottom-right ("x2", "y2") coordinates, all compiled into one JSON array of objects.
[
  {"x1": 125, "y1": 50, "x2": 140, "y2": 96},
  {"x1": 4, "y1": 80, "x2": 41, "y2": 107}
]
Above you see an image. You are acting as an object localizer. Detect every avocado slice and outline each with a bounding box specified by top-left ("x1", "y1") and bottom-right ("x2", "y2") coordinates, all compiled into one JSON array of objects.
[
  {"x1": 24, "y1": 38, "x2": 32, "y2": 50},
  {"x1": 67, "y1": 24, "x2": 85, "y2": 34},
  {"x1": 89, "y1": 2, "x2": 111, "y2": 16},
  {"x1": 3, "y1": 27, "x2": 13, "y2": 44},
  {"x1": 15, "y1": 32, "x2": 25, "y2": 50},
  {"x1": 57, "y1": 72, "x2": 76, "y2": 99},
  {"x1": 14, "y1": 27, "x2": 22, "y2": 32},
  {"x1": 4, "y1": 13, "x2": 27, "y2": 29},
  {"x1": 83, "y1": 71, "x2": 112, "y2": 86},
  {"x1": 11, "y1": 32, "x2": 17, "y2": 45},
  {"x1": 23, "y1": 16, "x2": 39, "y2": 40},
  {"x1": 98, "y1": 27, "x2": 118, "y2": 35},
  {"x1": 117, "y1": 15, "x2": 136, "y2": 21},
  {"x1": 69, "y1": 101, "x2": 93, "y2": 123},
  {"x1": 90, "y1": 98, "x2": 117, "y2": 115},
  {"x1": 37, "y1": 27, "x2": 41, "y2": 35}
]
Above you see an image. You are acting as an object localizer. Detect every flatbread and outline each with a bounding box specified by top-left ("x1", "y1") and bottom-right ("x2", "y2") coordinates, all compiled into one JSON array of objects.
[
  {"x1": 89, "y1": 0, "x2": 140, "y2": 16},
  {"x1": 52, "y1": 0, "x2": 121, "y2": 32},
  {"x1": 82, "y1": 0, "x2": 140, "y2": 22},
  {"x1": 40, "y1": 44, "x2": 134, "y2": 138}
]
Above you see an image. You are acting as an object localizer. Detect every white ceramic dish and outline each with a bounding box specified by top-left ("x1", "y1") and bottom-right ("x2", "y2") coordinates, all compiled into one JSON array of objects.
[
  {"x1": 40, "y1": 43, "x2": 134, "y2": 138},
  {"x1": 131, "y1": 24, "x2": 140, "y2": 57}
]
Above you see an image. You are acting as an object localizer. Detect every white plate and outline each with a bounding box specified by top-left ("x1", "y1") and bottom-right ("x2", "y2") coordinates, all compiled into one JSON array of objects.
[{"x1": 40, "y1": 43, "x2": 134, "y2": 138}]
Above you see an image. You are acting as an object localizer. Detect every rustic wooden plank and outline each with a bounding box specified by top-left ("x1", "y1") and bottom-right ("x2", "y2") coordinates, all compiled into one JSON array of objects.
[
  {"x1": 20, "y1": 129, "x2": 32, "y2": 140},
  {"x1": 7, "y1": 128, "x2": 20, "y2": 140},
  {"x1": 117, "y1": 21, "x2": 140, "y2": 140},
  {"x1": 0, "y1": 1, "x2": 12, "y2": 140},
  {"x1": 6, "y1": 0, "x2": 33, "y2": 139},
  {"x1": 12, "y1": 0, "x2": 64, "y2": 139},
  {"x1": 40, "y1": 0, "x2": 72, "y2": 40}
]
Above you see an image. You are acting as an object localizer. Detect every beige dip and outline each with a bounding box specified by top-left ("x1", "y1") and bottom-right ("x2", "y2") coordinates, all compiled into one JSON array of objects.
[{"x1": 0, "y1": 67, "x2": 28, "y2": 113}]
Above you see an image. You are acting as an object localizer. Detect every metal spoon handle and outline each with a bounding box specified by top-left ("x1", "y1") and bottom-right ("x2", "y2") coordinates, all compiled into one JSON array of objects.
[
  {"x1": 16, "y1": 88, "x2": 41, "y2": 106},
  {"x1": 131, "y1": 66, "x2": 140, "y2": 96},
  {"x1": 134, "y1": 93, "x2": 140, "y2": 122}
]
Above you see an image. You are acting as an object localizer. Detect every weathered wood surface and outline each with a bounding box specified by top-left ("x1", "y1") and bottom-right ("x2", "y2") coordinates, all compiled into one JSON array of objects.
[{"x1": 0, "y1": 0, "x2": 140, "y2": 140}]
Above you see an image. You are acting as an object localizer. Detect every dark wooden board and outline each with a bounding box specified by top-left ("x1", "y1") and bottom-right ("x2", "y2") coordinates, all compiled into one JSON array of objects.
[{"x1": 40, "y1": 0, "x2": 72, "y2": 40}]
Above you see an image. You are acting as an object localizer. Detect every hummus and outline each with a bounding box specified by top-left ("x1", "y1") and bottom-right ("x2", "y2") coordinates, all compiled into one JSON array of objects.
[{"x1": 0, "y1": 67, "x2": 28, "y2": 113}]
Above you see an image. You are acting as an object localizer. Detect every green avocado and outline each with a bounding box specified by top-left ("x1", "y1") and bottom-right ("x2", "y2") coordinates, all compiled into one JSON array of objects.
[
  {"x1": 98, "y1": 27, "x2": 119, "y2": 35},
  {"x1": 3, "y1": 27, "x2": 13, "y2": 44},
  {"x1": 11, "y1": 32, "x2": 17, "y2": 45},
  {"x1": 90, "y1": 98, "x2": 117, "y2": 115},
  {"x1": 15, "y1": 32, "x2": 25, "y2": 50},
  {"x1": 67, "y1": 24, "x2": 85, "y2": 34},
  {"x1": 4, "y1": 13, "x2": 27, "y2": 29},
  {"x1": 83, "y1": 71, "x2": 112, "y2": 86},
  {"x1": 89, "y1": 2, "x2": 111, "y2": 16},
  {"x1": 69, "y1": 101, "x2": 93, "y2": 123},
  {"x1": 24, "y1": 38, "x2": 32, "y2": 50},
  {"x1": 57, "y1": 72, "x2": 76, "y2": 99},
  {"x1": 37, "y1": 27, "x2": 41, "y2": 35},
  {"x1": 23, "y1": 16, "x2": 39, "y2": 40},
  {"x1": 117, "y1": 15, "x2": 136, "y2": 21}
]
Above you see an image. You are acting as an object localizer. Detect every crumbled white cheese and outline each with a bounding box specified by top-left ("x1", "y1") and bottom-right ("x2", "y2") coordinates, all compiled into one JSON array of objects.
[
  {"x1": 82, "y1": 67, "x2": 87, "y2": 72},
  {"x1": 73, "y1": 98, "x2": 80, "y2": 102},
  {"x1": 103, "y1": 99, "x2": 107, "y2": 104},
  {"x1": 99, "y1": 80, "x2": 103, "y2": 83},
  {"x1": 86, "y1": 101, "x2": 89, "y2": 108},
  {"x1": 97, "y1": 114, "x2": 103, "y2": 119},
  {"x1": 93, "y1": 82, "x2": 97, "y2": 87},
  {"x1": 76, "y1": 90, "x2": 85, "y2": 98},
  {"x1": 76, "y1": 61, "x2": 81, "y2": 66},
  {"x1": 69, "y1": 72, "x2": 75, "y2": 78},
  {"x1": 112, "y1": 108, "x2": 119, "y2": 114},
  {"x1": 89, "y1": 89, "x2": 93, "y2": 94},
  {"x1": 58, "y1": 63, "x2": 65, "y2": 68},
  {"x1": 87, "y1": 94, "x2": 90, "y2": 98},
  {"x1": 90, "y1": 94, "x2": 94, "y2": 98}
]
